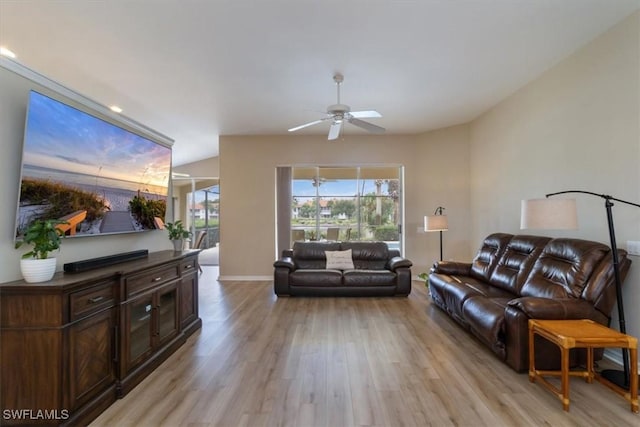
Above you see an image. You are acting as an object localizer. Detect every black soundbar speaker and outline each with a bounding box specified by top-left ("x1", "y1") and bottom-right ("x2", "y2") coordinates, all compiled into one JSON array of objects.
[{"x1": 64, "y1": 250, "x2": 149, "y2": 273}]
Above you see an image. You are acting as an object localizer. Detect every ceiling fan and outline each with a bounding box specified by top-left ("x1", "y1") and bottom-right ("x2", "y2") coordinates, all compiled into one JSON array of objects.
[{"x1": 288, "y1": 73, "x2": 385, "y2": 140}]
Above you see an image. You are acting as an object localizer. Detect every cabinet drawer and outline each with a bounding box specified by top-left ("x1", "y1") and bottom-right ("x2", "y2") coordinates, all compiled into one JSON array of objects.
[
  {"x1": 125, "y1": 265, "x2": 179, "y2": 298},
  {"x1": 180, "y1": 258, "x2": 197, "y2": 275},
  {"x1": 70, "y1": 282, "x2": 115, "y2": 320}
]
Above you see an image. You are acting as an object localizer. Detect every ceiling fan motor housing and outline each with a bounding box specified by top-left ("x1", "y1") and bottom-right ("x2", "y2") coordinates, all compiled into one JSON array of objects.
[{"x1": 327, "y1": 103, "x2": 350, "y2": 115}]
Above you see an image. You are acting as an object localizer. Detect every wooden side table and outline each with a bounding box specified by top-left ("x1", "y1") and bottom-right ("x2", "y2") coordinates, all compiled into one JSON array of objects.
[{"x1": 528, "y1": 319, "x2": 638, "y2": 413}]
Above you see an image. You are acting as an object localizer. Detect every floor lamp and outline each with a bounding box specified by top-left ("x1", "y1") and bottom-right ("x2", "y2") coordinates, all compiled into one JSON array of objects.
[
  {"x1": 521, "y1": 190, "x2": 640, "y2": 392},
  {"x1": 424, "y1": 206, "x2": 448, "y2": 261}
]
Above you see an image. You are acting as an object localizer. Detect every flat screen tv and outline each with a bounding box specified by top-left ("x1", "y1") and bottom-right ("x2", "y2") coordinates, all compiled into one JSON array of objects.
[{"x1": 15, "y1": 90, "x2": 172, "y2": 239}]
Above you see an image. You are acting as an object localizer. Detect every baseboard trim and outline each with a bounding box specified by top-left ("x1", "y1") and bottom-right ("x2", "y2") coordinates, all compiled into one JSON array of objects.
[
  {"x1": 218, "y1": 275, "x2": 272, "y2": 282},
  {"x1": 602, "y1": 348, "x2": 640, "y2": 371}
]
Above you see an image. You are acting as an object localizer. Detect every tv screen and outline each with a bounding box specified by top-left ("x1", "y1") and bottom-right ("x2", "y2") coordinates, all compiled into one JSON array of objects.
[{"x1": 15, "y1": 90, "x2": 172, "y2": 239}]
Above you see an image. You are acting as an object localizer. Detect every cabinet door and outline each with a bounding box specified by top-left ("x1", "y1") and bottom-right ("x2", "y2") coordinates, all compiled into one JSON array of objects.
[
  {"x1": 179, "y1": 272, "x2": 198, "y2": 330},
  {"x1": 156, "y1": 282, "x2": 179, "y2": 347},
  {"x1": 68, "y1": 308, "x2": 116, "y2": 410},
  {"x1": 124, "y1": 293, "x2": 154, "y2": 373}
]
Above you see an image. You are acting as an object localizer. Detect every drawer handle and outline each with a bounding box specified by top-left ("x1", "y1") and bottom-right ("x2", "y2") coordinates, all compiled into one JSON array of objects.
[
  {"x1": 184, "y1": 265, "x2": 193, "y2": 269},
  {"x1": 88, "y1": 296, "x2": 105, "y2": 304},
  {"x1": 153, "y1": 276, "x2": 163, "y2": 282}
]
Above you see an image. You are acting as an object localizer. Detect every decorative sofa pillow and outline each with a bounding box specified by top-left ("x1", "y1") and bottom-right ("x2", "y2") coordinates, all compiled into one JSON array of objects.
[{"x1": 325, "y1": 249, "x2": 354, "y2": 270}]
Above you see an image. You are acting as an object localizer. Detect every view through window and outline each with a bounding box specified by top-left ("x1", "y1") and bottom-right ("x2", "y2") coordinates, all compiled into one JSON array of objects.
[
  {"x1": 291, "y1": 166, "x2": 402, "y2": 250},
  {"x1": 186, "y1": 183, "x2": 219, "y2": 249}
]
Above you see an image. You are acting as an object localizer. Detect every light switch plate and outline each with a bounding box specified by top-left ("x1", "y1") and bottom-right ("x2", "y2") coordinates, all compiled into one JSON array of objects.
[{"x1": 626, "y1": 241, "x2": 640, "y2": 256}]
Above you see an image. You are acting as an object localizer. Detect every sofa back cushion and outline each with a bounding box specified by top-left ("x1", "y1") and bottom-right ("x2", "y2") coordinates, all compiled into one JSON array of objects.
[
  {"x1": 470, "y1": 233, "x2": 513, "y2": 282},
  {"x1": 520, "y1": 238, "x2": 610, "y2": 299},
  {"x1": 582, "y1": 249, "x2": 630, "y2": 316},
  {"x1": 340, "y1": 242, "x2": 389, "y2": 270},
  {"x1": 293, "y1": 241, "x2": 342, "y2": 269},
  {"x1": 489, "y1": 235, "x2": 551, "y2": 295}
]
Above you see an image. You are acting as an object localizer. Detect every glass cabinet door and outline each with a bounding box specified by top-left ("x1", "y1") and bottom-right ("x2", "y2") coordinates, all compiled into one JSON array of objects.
[
  {"x1": 128, "y1": 295, "x2": 153, "y2": 365},
  {"x1": 157, "y1": 284, "x2": 179, "y2": 345}
]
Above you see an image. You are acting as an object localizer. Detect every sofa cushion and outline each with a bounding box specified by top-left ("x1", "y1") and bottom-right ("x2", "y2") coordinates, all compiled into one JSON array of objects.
[
  {"x1": 290, "y1": 269, "x2": 343, "y2": 287},
  {"x1": 521, "y1": 238, "x2": 610, "y2": 298},
  {"x1": 429, "y1": 274, "x2": 487, "y2": 323},
  {"x1": 341, "y1": 241, "x2": 389, "y2": 270},
  {"x1": 325, "y1": 249, "x2": 354, "y2": 270},
  {"x1": 488, "y1": 235, "x2": 551, "y2": 295},
  {"x1": 293, "y1": 241, "x2": 341, "y2": 269},
  {"x1": 343, "y1": 269, "x2": 396, "y2": 287},
  {"x1": 469, "y1": 233, "x2": 513, "y2": 282},
  {"x1": 462, "y1": 296, "x2": 511, "y2": 359}
]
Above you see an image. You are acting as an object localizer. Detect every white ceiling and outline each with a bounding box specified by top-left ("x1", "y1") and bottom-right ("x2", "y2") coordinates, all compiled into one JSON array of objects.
[{"x1": 1, "y1": 1, "x2": 638, "y2": 166}]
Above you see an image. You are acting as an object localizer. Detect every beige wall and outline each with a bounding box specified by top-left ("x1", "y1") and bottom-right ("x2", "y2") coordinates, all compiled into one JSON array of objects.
[
  {"x1": 219, "y1": 129, "x2": 471, "y2": 279},
  {"x1": 173, "y1": 156, "x2": 219, "y2": 178},
  {"x1": 469, "y1": 12, "x2": 640, "y2": 355}
]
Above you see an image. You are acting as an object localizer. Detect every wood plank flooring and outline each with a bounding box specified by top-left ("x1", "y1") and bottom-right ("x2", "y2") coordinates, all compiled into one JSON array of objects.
[{"x1": 90, "y1": 266, "x2": 638, "y2": 426}]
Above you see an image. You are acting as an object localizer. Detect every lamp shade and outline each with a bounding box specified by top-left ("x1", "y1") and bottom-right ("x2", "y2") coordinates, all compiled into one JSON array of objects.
[
  {"x1": 424, "y1": 215, "x2": 448, "y2": 232},
  {"x1": 520, "y1": 198, "x2": 578, "y2": 230}
]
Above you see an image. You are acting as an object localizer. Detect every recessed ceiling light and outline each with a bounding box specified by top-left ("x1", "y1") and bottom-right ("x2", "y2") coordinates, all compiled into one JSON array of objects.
[
  {"x1": 109, "y1": 105, "x2": 123, "y2": 113},
  {"x1": 0, "y1": 47, "x2": 16, "y2": 58}
]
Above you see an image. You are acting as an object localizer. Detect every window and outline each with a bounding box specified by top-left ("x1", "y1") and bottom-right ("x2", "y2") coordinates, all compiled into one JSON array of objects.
[{"x1": 282, "y1": 165, "x2": 403, "y2": 252}]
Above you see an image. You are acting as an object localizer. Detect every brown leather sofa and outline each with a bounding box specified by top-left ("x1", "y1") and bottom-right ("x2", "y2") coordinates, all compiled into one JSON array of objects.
[
  {"x1": 274, "y1": 241, "x2": 413, "y2": 296},
  {"x1": 429, "y1": 233, "x2": 631, "y2": 372}
]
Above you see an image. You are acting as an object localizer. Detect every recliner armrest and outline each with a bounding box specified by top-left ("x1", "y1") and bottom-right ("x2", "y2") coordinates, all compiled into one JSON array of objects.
[
  {"x1": 507, "y1": 296, "x2": 598, "y2": 319},
  {"x1": 387, "y1": 256, "x2": 412, "y2": 271},
  {"x1": 273, "y1": 257, "x2": 296, "y2": 271},
  {"x1": 431, "y1": 261, "x2": 472, "y2": 275}
]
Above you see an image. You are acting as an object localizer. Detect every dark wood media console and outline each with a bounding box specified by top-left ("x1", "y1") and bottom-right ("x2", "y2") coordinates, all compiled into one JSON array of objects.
[{"x1": 0, "y1": 250, "x2": 202, "y2": 426}]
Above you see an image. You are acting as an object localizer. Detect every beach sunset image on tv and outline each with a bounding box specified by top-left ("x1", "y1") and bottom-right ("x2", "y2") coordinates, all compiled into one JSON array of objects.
[{"x1": 15, "y1": 91, "x2": 172, "y2": 238}]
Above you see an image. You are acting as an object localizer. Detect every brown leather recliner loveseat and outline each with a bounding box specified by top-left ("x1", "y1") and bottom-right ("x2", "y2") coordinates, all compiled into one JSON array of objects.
[
  {"x1": 429, "y1": 233, "x2": 631, "y2": 372},
  {"x1": 274, "y1": 241, "x2": 413, "y2": 296}
]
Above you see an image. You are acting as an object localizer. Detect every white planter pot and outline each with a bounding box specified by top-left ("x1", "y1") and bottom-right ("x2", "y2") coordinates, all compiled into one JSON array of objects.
[
  {"x1": 172, "y1": 239, "x2": 184, "y2": 252},
  {"x1": 20, "y1": 257, "x2": 57, "y2": 283}
]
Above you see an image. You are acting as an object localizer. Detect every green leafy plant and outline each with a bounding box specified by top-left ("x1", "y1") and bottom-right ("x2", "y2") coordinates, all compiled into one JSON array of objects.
[
  {"x1": 373, "y1": 225, "x2": 399, "y2": 241},
  {"x1": 306, "y1": 229, "x2": 317, "y2": 241},
  {"x1": 418, "y1": 272, "x2": 429, "y2": 288},
  {"x1": 15, "y1": 219, "x2": 67, "y2": 259},
  {"x1": 165, "y1": 220, "x2": 191, "y2": 240}
]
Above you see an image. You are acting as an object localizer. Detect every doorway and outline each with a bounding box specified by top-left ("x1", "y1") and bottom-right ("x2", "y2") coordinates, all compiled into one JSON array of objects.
[{"x1": 172, "y1": 176, "x2": 219, "y2": 265}]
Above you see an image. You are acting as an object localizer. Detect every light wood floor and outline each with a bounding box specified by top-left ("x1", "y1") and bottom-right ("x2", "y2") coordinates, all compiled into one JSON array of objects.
[{"x1": 91, "y1": 266, "x2": 638, "y2": 426}]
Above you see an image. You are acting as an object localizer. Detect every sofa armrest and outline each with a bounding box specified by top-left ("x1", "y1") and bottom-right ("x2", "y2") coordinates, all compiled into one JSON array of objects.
[
  {"x1": 387, "y1": 256, "x2": 412, "y2": 271},
  {"x1": 504, "y1": 297, "x2": 607, "y2": 371},
  {"x1": 507, "y1": 297, "x2": 598, "y2": 319},
  {"x1": 273, "y1": 257, "x2": 296, "y2": 271},
  {"x1": 431, "y1": 260, "x2": 472, "y2": 276}
]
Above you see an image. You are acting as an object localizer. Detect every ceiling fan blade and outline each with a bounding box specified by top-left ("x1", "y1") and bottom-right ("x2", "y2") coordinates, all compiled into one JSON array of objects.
[
  {"x1": 288, "y1": 119, "x2": 324, "y2": 132},
  {"x1": 349, "y1": 118, "x2": 385, "y2": 134},
  {"x1": 349, "y1": 110, "x2": 382, "y2": 119},
  {"x1": 328, "y1": 121, "x2": 342, "y2": 140}
]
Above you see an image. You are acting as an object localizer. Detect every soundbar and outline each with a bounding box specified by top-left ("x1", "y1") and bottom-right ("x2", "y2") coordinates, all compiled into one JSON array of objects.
[{"x1": 64, "y1": 249, "x2": 149, "y2": 273}]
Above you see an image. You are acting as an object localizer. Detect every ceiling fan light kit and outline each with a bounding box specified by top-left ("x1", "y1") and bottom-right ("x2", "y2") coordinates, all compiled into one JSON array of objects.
[{"x1": 288, "y1": 73, "x2": 385, "y2": 140}]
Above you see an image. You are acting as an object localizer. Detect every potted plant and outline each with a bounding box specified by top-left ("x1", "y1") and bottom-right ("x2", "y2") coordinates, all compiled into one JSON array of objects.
[
  {"x1": 15, "y1": 219, "x2": 67, "y2": 283},
  {"x1": 418, "y1": 272, "x2": 429, "y2": 288},
  {"x1": 165, "y1": 220, "x2": 191, "y2": 252}
]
